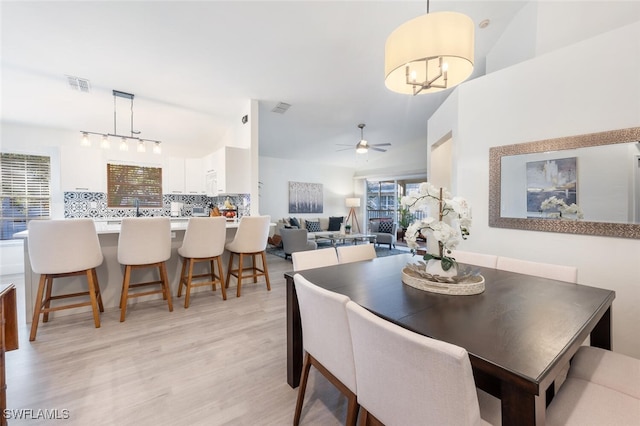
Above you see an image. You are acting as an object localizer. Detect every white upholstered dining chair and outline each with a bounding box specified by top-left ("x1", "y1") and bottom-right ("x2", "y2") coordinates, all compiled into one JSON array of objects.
[
  {"x1": 293, "y1": 274, "x2": 358, "y2": 426},
  {"x1": 450, "y1": 250, "x2": 498, "y2": 269},
  {"x1": 292, "y1": 247, "x2": 338, "y2": 271},
  {"x1": 496, "y1": 256, "x2": 577, "y2": 283},
  {"x1": 336, "y1": 243, "x2": 376, "y2": 264},
  {"x1": 345, "y1": 300, "x2": 496, "y2": 425}
]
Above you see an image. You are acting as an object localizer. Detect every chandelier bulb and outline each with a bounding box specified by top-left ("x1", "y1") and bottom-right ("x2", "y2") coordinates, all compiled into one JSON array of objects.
[
  {"x1": 81, "y1": 132, "x2": 90, "y2": 147},
  {"x1": 101, "y1": 135, "x2": 110, "y2": 149},
  {"x1": 120, "y1": 137, "x2": 129, "y2": 151}
]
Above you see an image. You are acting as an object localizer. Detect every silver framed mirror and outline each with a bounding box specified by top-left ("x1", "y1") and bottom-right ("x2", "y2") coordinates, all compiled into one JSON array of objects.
[{"x1": 489, "y1": 127, "x2": 640, "y2": 239}]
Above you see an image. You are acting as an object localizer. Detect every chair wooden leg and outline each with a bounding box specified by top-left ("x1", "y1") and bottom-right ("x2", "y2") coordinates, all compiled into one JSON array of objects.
[
  {"x1": 160, "y1": 262, "x2": 173, "y2": 312},
  {"x1": 178, "y1": 257, "x2": 188, "y2": 298},
  {"x1": 346, "y1": 392, "x2": 359, "y2": 426},
  {"x1": 236, "y1": 253, "x2": 244, "y2": 297},
  {"x1": 217, "y1": 256, "x2": 227, "y2": 300},
  {"x1": 85, "y1": 269, "x2": 101, "y2": 329},
  {"x1": 184, "y1": 259, "x2": 194, "y2": 308},
  {"x1": 120, "y1": 265, "x2": 132, "y2": 322},
  {"x1": 252, "y1": 254, "x2": 258, "y2": 283},
  {"x1": 261, "y1": 251, "x2": 271, "y2": 291},
  {"x1": 210, "y1": 260, "x2": 216, "y2": 291},
  {"x1": 92, "y1": 268, "x2": 104, "y2": 312},
  {"x1": 29, "y1": 274, "x2": 47, "y2": 341},
  {"x1": 42, "y1": 275, "x2": 53, "y2": 323},
  {"x1": 293, "y1": 352, "x2": 313, "y2": 426},
  {"x1": 226, "y1": 252, "x2": 234, "y2": 289}
]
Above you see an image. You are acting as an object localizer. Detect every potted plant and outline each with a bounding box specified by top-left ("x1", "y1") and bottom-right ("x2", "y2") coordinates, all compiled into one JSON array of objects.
[
  {"x1": 345, "y1": 224, "x2": 352, "y2": 235},
  {"x1": 398, "y1": 205, "x2": 414, "y2": 241}
]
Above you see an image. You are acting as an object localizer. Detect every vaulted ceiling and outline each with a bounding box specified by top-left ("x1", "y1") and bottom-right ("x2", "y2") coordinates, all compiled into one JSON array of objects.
[{"x1": 1, "y1": 1, "x2": 530, "y2": 167}]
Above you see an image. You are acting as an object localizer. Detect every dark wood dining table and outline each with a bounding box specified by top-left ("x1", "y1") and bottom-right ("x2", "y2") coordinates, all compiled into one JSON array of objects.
[{"x1": 284, "y1": 254, "x2": 615, "y2": 426}]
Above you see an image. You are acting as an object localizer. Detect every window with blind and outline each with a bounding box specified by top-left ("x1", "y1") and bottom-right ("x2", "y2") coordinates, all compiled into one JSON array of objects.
[
  {"x1": 107, "y1": 163, "x2": 162, "y2": 208},
  {"x1": 0, "y1": 153, "x2": 51, "y2": 240}
]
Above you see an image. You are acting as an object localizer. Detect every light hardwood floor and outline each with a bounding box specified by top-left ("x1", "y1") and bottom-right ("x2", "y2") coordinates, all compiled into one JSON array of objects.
[{"x1": 4, "y1": 254, "x2": 350, "y2": 425}]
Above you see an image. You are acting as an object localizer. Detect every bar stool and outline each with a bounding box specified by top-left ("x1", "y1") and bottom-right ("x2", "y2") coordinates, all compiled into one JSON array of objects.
[
  {"x1": 225, "y1": 215, "x2": 271, "y2": 297},
  {"x1": 177, "y1": 217, "x2": 227, "y2": 308},
  {"x1": 28, "y1": 219, "x2": 104, "y2": 341},
  {"x1": 118, "y1": 217, "x2": 173, "y2": 322}
]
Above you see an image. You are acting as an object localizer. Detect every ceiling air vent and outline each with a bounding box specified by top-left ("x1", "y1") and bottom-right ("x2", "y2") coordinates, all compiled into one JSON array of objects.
[
  {"x1": 271, "y1": 102, "x2": 291, "y2": 114},
  {"x1": 66, "y1": 75, "x2": 91, "y2": 93}
]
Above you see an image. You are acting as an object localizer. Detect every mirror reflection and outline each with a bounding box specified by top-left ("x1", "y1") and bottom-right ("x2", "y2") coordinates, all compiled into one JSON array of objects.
[{"x1": 489, "y1": 127, "x2": 640, "y2": 239}]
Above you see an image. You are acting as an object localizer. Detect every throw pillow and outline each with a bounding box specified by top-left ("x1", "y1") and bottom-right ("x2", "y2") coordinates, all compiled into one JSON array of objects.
[
  {"x1": 379, "y1": 221, "x2": 394, "y2": 234},
  {"x1": 289, "y1": 217, "x2": 300, "y2": 228},
  {"x1": 328, "y1": 216, "x2": 343, "y2": 231},
  {"x1": 305, "y1": 220, "x2": 322, "y2": 233}
]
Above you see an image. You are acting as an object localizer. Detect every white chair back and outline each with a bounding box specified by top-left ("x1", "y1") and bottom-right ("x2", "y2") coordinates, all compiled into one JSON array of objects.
[
  {"x1": 292, "y1": 248, "x2": 338, "y2": 271},
  {"x1": 336, "y1": 244, "x2": 376, "y2": 264},
  {"x1": 178, "y1": 217, "x2": 226, "y2": 258},
  {"x1": 346, "y1": 301, "x2": 484, "y2": 426},
  {"x1": 450, "y1": 250, "x2": 498, "y2": 269},
  {"x1": 226, "y1": 215, "x2": 271, "y2": 253},
  {"x1": 28, "y1": 219, "x2": 103, "y2": 274},
  {"x1": 118, "y1": 217, "x2": 171, "y2": 265},
  {"x1": 496, "y1": 256, "x2": 577, "y2": 283},
  {"x1": 294, "y1": 274, "x2": 356, "y2": 393}
]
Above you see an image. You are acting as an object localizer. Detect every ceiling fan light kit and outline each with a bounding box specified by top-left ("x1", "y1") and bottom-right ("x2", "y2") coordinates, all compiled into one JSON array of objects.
[{"x1": 385, "y1": 1, "x2": 474, "y2": 95}]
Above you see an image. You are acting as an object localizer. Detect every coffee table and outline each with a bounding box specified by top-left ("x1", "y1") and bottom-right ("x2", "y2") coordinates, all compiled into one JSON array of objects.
[{"x1": 314, "y1": 233, "x2": 376, "y2": 246}]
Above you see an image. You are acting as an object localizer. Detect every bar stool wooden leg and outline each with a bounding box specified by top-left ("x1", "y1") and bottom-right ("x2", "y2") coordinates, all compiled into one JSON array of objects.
[
  {"x1": 261, "y1": 251, "x2": 271, "y2": 291},
  {"x1": 178, "y1": 258, "x2": 188, "y2": 298},
  {"x1": 92, "y1": 268, "x2": 105, "y2": 312},
  {"x1": 210, "y1": 260, "x2": 216, "y2": 291},
  {"x1": 160, "y1": 262, "x2": 173, "y2": 312},
  {"x1": 217, "y1": 256, "x2": 227, "y2": 300},
  {"x1": 120, "y1": 265, "x2": 132, "y2": 322},
  {"x1": 184, "y1": 259, "x2": 195, "y2": 308},
  {"x1": 29, "y1": 275, "x2": 47, "y2": 341},
  {"x1": 86, "y1": 269, "x2": 101, "y2": 329},
  {"x1": 236, "y1": 253, "x2": 245, "y2": 298},
  {"x1": 42, "y1": 275, "x2": 53, "y2": 323},
  {"x1": 226, "y1": 252, "x2": 234, "y2": 289}
]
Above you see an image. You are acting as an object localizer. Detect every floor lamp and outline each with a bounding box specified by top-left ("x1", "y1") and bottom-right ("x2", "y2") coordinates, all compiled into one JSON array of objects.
[{"x1": 345, "y1": 198, "x2": 361, "y2": 234}]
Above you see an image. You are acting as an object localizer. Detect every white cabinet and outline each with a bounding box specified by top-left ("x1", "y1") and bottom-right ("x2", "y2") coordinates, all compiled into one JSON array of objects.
[
  {"x1": 61, "y1": 145, "x2": 105, "y2": 192},
  {"x1": 162, "y1": 157, "x2": 185, "y2": 194},
  {"x1": 184, "y1": 158, "x2": 205, "y2": 194},
  {"x1": 211, "y1": 147, "x2": 250, "y2": 194}
]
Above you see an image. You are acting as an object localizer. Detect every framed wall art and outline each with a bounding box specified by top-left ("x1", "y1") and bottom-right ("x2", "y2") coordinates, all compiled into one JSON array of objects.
[{"x1": 289, "y1": 181, "x2": 323, "y2": 214}]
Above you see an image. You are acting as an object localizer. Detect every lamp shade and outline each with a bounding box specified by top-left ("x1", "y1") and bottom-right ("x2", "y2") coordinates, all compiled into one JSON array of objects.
[
  {"x1": 385, "y1": 11, "x2": 474, "y2": 95},
  {"x1": 345, "y1": 198, "x2": 361, "y2": 208}
]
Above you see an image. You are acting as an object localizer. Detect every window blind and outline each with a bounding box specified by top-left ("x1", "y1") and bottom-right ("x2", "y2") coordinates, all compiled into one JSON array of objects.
[
  {"x1": 107, "y1": 163, "x2": 162, "y2": 208},
  {"x1": 0, "y1": 153, "x2": 51, "y2": 240}
]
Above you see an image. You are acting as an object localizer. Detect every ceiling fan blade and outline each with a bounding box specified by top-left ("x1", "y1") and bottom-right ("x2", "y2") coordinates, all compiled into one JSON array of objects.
[
  {"x1": 335, "y1": 147, "x2": 353, "y2": 152},
  {"x1": 335, "y1": 144, "x2": 355, "y2": 147},
  {"x1": 372, "y1": 143, "x2": 391, "y2": 147},
  {"x1": 370, "y1": 147, "x2": 387, "y2": 152}
]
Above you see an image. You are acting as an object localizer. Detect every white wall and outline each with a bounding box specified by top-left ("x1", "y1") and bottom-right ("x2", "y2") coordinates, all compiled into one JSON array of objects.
[
  {"x1": 259, "y1": 156, "x2": 357, "y2": 223},
  {"x1": 429, "y1": 20, "x2": 640, "y2": 357}
]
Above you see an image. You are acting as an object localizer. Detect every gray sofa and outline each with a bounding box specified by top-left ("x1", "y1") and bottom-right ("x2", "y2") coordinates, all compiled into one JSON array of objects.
[
  {"x1": 280, "y1": 228, "x2": 318, "y2": 259},
  {"x1": 369, "y1": 220, "x2": 397, "y2": 249}
]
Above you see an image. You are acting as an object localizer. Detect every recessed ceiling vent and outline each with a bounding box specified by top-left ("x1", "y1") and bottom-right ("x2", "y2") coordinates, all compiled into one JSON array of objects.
[
  {"x1": 66, "y1": 75, "x2": 91, "y2": 93},
  {"x1": 271, "y1": 102, "x2": 291, "y2": 114}
]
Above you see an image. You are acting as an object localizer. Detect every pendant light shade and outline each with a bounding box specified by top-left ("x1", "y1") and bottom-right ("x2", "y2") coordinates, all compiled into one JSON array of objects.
[{"x1": 385, "y1": 11, "x2": 474, "y2": 95}]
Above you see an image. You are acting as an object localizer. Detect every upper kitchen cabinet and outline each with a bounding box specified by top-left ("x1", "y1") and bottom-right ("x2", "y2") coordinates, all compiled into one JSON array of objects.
[
  {"x1": 61, "y1": 145, "x2": 105, "y2": 192},
  {"x1": 184, "y1": 158, "x2": 206, "y2": 194},
  {"x1": 162, "y1": 156, "x2": 185, "y2": 194},
  {"x1": 207, "y1": 147, "x2": 250, "y2": 195}
]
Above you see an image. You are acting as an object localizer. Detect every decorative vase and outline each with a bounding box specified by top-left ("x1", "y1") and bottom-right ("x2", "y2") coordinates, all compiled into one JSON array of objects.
[{"x1": 425, "y1": 259, "x2": 458, "y2": 278}]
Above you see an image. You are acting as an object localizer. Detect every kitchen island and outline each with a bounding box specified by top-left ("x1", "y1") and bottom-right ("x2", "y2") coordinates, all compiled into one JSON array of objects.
[{"x1": 15, "y1": 218, "x2": 274, "y2": 322}]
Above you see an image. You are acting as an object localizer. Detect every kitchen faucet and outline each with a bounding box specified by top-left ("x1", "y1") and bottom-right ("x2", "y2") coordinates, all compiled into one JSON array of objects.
[{"x1": 135, "y1": 198, "x2": 142, "y2": 217}]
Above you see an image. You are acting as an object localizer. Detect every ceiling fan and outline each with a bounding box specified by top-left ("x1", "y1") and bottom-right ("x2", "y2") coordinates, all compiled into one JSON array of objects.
[{"x1": 336, "y1": 123, "x2": 391, "y2": 154}]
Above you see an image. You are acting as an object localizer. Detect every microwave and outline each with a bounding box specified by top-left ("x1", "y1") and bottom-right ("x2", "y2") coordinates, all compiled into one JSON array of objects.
[{"x1": 192, "y1": 206, "x2": 209, "y2": 217}]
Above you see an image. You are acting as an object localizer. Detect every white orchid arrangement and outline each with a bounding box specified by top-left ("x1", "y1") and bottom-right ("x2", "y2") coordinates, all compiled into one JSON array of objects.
[
  {"x1": 401, "y1": 183, "x2": 471, "y2": 272},
  {"x1": 540, "y1": 196, "x2": 584, "y2": 220}
]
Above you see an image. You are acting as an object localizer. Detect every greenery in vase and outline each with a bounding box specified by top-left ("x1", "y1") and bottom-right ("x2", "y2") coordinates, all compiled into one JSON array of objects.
[{"x1": 401, "y1": 183, "x2": 471, "y2": 272}]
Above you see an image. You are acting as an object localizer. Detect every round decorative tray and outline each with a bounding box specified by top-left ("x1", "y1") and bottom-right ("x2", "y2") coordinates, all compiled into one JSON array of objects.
[{"x1": 401, "y1": 266, "x2": 485, "y2": 296}]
